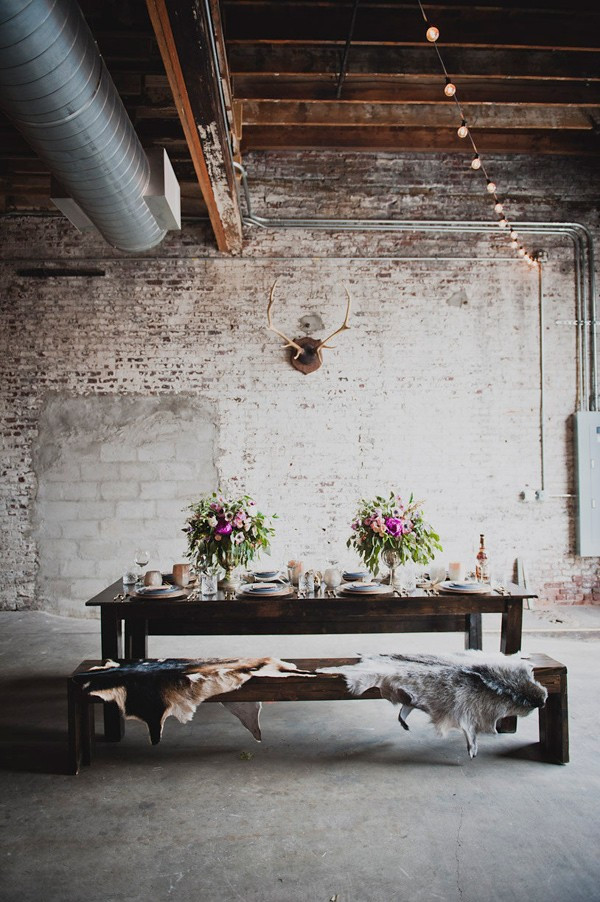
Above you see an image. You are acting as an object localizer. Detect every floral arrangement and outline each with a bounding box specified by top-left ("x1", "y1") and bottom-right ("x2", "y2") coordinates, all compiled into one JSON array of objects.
[
  {"x1": 347, "y1": 492, "x2": 442, "y2": 574},
  {"x1": 184, "y1": 492, "x2": 276, "y2": 574}
]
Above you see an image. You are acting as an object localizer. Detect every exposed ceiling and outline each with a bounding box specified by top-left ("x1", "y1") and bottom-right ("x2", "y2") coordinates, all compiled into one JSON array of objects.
[{"x1": 1, "y1": 0, "x2": 598, "y2": 250}]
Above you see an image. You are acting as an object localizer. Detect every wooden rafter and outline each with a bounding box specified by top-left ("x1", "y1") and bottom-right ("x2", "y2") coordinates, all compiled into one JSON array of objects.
[{"x1": 146, "y1": 0, "x2": 243, "y2": 253}]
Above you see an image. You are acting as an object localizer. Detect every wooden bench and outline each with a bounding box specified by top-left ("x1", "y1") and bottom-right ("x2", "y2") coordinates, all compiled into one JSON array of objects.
[{"x1": 67, "y1": 653, "x2": 569, "y2": 774}]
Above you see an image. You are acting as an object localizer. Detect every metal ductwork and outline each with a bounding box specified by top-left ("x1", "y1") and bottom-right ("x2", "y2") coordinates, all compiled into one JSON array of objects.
[{"x1": 0, "y1": 0, "x2": 172, "y2": 251}]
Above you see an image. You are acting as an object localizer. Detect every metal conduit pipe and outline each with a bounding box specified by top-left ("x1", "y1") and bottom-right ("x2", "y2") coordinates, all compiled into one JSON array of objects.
[
  {"x1": 0, "y1": 0, "x2": 166, "y2": 252},
  {"x1": 234, "y1": 164, "x2": 597, "y2": 411}
]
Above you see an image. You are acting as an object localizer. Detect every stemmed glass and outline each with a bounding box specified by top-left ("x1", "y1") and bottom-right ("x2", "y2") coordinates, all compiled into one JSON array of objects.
[{"x1": 134, "y1": 548, "x2": 150, "y2": 586}]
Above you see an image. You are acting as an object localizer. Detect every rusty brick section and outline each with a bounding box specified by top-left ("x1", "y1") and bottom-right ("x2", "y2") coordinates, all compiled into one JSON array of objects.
[{"x1": 0, "y1": 151, "x2": 598, "y2": 613}]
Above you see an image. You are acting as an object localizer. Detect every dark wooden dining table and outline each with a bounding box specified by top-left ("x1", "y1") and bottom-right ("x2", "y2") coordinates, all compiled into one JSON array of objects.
[{"x1": 86, "y1": 579, "x2": 536, "y2": 741}]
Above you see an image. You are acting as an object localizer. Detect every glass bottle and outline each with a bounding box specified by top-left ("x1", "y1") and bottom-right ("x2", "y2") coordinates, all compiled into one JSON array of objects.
[{"x1": 475, "y1": 534, "x2": 490, "y2": 583}]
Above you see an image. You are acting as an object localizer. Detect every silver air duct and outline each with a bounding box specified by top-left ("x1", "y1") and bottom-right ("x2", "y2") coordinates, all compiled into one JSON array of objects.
[{"x1": 0, "y1": 0, "x2": 170, "y2": 251}]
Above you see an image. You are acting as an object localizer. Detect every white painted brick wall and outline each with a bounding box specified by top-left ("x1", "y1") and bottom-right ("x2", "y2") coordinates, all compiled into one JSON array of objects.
[{"x1": 0, "y1": 151, "x2": 598, "y2": 613}]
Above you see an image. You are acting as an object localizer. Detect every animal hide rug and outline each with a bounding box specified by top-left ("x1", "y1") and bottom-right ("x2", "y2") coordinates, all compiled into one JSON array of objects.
[
  {"x1": 320, "y1": 651, "x2": 547, "y2": 758},
  {"x1": 74, "y1": 657, "x2": 305, "y2": 745}
]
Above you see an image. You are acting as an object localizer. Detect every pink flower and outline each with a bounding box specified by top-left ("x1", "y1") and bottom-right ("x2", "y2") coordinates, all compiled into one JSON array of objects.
[
  {"x1": 233, "y1": 532, "x2": 244, "y2": 545},
  {"x1": 385, "y1": 517, "x2": 404, "y2": 537},
  {"x1": 215, "y1": 520, "x2": 233, "y2": 536}
]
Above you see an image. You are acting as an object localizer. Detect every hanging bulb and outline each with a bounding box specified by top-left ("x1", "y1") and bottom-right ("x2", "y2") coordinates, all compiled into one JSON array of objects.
[
  {"x1": 444, "y1": 78, "x2": 456, "y2": 97},
  {"x1": 510, "y1": 230, "x2": 518, "y2": 240},
  {"x1": 457, "y1": 120, "x2": 468, "y2": 138},
  {"x1": 498, "y1": 218, "x2": 508, "y2": 228},
  {"x1": 494, "y1": 202, "x2": 504, "y2": 214},
  {"x1": 486, "y1": 181, "x2": 497, "y2": 194},
  {"x1": 518, "y1": 248, "x2": 526, "y2": 256},
  {"x1": 510, "y1": 240, "x2": 519, "y2": 248},
  {"x1": 426, "y1": 25, "x2": 440, "y2": 42},
  {"x1": 471, "y1": 154, "x2": 481, "y2": 170}
]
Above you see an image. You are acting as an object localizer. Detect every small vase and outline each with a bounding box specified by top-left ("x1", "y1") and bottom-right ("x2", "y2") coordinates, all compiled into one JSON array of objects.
[
  {"x1": 218, "y1": 549, "x2": 239, "y2": 591},
  {"x1": 382, "y1": 548, "x2": 402, "y2": 588}
]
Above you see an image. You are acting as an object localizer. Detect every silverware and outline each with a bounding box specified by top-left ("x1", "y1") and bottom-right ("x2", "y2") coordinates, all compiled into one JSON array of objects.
[{"x1": 113, "y1": 593, "x2": 127, "y2": 601}]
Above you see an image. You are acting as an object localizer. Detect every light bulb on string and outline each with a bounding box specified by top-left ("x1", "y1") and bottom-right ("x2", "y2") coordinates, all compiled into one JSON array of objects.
[
  {"x1": 518, "y1": 248, "x2": 526, "y2": 257},
  {"x1": 426, "y1": 25, "x2": 439, "y2": 42},
  {"x1": 511, "y1": 240, "x2": 519, "y2": 248},
  {"x1": 494, "y1": 202, "x2": 503, "y2": 214},
  {"x1": 457, "y1": 121, "x2": 468, "y2": 138},
  {"x1": 471, "y1": 154, "x2": 481, "y2": 170},
  {"x1": 498, "y1": 219, "x2": 508, "y2": 228},
  {"x1": 486, "y1": 181, "x2": 496, "y2": 194},
  {"x1": 510, "y1": 230, "x2": 518, "y2": 240},
  {"x1": 444, "y1": 78, "x2": 456, "y2": 97}
]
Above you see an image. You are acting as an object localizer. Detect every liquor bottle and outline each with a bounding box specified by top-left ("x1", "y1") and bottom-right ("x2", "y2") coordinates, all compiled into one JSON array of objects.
[{"x1": 475, "y1": 534, "x2": 490, "y2": 583}]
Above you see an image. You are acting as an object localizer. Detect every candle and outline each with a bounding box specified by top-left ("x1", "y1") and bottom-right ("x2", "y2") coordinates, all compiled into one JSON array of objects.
[{"x1": 448, "y1": 562, "x2": 465, "y2": 582}]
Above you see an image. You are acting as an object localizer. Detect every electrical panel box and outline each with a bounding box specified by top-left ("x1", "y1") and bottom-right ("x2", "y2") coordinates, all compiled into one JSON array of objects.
[{"x1": 575, "y1": 412, "x2": 600, "y2": 556}]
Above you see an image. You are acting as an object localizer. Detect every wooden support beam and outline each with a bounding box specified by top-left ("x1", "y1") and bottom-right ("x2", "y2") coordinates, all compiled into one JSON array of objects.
[
  {"x1": 227, "y1": 43, "x2": 600, "y2": 81},
  {"x1": 221, "y1": 2, "x2": 600, "y2": 51},
  {"x1": 146, "y1": 0, "x2": 243, "y2": 253},
  {"x1": 232, "y1": 74, "x2": 600, "y2": 105},
  {"x1": 242, "y1": 99, "x2": 599, "y2": 130},
  {"x1": 241, "y1": 125, "x2": 600, "y2": 155}
]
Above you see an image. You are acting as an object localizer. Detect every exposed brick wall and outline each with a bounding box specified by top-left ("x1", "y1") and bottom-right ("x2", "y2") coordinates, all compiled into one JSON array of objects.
[{"x1": 0, "y1": 151, "x2": 598, "y2": 613}]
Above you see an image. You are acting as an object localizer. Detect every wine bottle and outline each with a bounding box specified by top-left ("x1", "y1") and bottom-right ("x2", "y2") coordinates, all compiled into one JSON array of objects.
[{"x1": 475, "y1": 534, "x2": 490, "y2": 583}]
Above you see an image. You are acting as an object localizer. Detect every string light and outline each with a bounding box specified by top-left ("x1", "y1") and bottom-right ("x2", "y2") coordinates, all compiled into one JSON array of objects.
[
  {"x1": 444, "y1": 78, "x2": 457, "y2": 97},
  {"x1": 417, "y1": 0, "x2": 535, "y2": 266}
]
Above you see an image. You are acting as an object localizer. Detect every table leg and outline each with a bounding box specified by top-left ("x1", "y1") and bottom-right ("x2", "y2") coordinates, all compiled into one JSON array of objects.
[
  {"x1": 125, "y1": 619, "x2": 148, "y2": 659},
  {"x1": 498, "y1": 599, "x2": 524, "y2": 733},
  {"x1": 466, "y1": 613, "x2": 483, "y2": 650},
  {"x1": 100, "y1": 608, "x2": 124, "y2": 742}
]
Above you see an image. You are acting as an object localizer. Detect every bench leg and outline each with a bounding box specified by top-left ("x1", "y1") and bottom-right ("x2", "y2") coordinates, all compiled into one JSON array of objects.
[
  {"x1": 539, "y1": 672, "x2": 569, "y2": 764},
  {"x1": 81, "y1": 697, "x2": 95, "y2": 766},
  {"x1": 68, "y1": 680, "x2": 94, "y2": 775}
]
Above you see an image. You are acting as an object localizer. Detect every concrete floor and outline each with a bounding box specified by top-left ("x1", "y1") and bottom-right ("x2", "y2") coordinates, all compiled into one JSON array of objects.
[{"x1": 1, "y1": 608, "x2": 599, "y2": 902}]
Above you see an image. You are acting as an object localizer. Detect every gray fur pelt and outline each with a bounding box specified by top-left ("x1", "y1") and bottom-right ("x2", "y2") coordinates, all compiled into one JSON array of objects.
[{"x1": 319, "y1": 651, "x2": 547, "y2": 758}]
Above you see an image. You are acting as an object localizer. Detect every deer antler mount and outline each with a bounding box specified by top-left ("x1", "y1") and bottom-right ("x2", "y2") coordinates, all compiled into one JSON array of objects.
[{"x1": 266, "y1": 279, "x2": 352, "y2": 375}]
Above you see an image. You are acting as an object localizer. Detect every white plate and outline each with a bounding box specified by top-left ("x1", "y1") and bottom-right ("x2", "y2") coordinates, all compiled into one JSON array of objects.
[
  {"x1": 254, "y1": 570, "x2": 280, "y2": 581},
  {"x1": 337, "y1": 583, "x2": 391, "y2": 596},
  {"x1": 440, "y1": 581, "x2": 490, "y2": 593},
  {"x1": 242, "y1": 582, "x2": 282, "y2": 593}
]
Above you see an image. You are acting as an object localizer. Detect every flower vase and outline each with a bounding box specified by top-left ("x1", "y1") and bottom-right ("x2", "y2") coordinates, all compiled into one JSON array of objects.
[
  {"x1": 382, "y1": 548, "x2": 402, "y2": 589},
  {"x1": 218, "y1": 550, "x2": 239, "y2": 591}
]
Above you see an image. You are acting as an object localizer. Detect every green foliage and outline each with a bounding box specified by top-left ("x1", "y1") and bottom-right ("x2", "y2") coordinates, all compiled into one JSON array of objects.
[
  {"x1": 347, "y1": 491, "x2": 442, "y2": 575},
  {"x1": 184, "y1": 492, "x2": 276, "y2": 573}
]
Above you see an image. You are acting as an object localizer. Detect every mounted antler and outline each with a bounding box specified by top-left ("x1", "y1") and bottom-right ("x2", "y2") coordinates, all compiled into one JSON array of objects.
[
  {"x1": 314, "y1": 284, "x2": 352, "y2": 355},
  {"x1": 266, "y1": 279, "x2": 352, "y2": 374},
  {"x1": 267, "y1": 278, "x2": 305, "y2": 360}
]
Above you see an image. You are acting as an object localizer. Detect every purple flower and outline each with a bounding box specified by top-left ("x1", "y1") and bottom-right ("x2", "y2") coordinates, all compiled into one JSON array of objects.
[
  {"x1": 385, "y1": 517, "x2": 404, "y2": 537},
  {"x1": 215, "y1": 520, "x2": 233, "y2": 536}
]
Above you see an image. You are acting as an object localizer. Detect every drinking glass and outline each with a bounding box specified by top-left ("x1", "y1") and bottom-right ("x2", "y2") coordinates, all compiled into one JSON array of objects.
[
  {"x1": 134, "y1": 548, "x2": 150, "y2": 586},
  {"x1": 201, "y1": 569, "x2": 218, "y2": 597}
]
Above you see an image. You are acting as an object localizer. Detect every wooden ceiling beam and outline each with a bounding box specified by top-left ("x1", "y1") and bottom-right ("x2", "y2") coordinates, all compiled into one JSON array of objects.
[
  {"x1": 241, "y1": 125, "x2": 600, "y2": 155},
  {"x1": 241, "y1": 99, "x2": 600, "y2": 130},
  {"x1": 232, "y1": 75, "x2": 600, "y2": 104},
  {"x1": 221, "y1": 3, "x2": 600, "y2": 51},
  {"x1": 146, "y1": 0, "x2": 243, "y2": 253},
  {"x1": 227, "y1": 44, "x2": 600, "y2": 80}
]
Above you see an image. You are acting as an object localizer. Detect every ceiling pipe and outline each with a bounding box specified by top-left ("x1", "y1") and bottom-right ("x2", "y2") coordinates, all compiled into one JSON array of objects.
[{"x1": 0, "y1": 0, "x2": 167, "y2": 252}]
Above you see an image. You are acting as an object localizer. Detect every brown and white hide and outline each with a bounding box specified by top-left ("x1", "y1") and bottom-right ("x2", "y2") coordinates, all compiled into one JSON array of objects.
[
  {"x1": 74, "y1": 657, "x2": 305, "y2": 745},
  {"x1": 320, "y1": 651, "x2": 548, "y2": 759}
]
